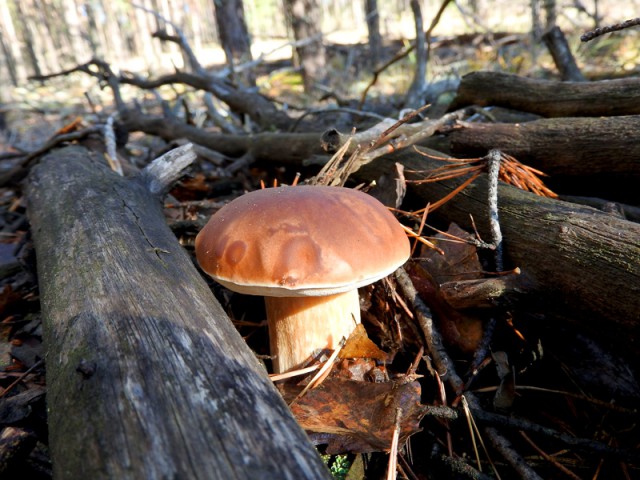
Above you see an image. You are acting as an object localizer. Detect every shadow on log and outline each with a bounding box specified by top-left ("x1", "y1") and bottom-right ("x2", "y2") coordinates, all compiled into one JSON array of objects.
[
  {"x1": 355, "y1": 147, "x2": 640, "y2": 362},
  {"x1": 26, "y1": 146, "x2": 330, "y2": 479}
]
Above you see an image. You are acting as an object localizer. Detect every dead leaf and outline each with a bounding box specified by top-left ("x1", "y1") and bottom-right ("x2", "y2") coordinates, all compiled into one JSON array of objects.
[
  {"x1": 492, "y1": 351, "x2": 515, "y2": 411},
  {"x1": 0, "y1": 286, "x2": 22, "y2": 318},
  {"x1": 339, "y1": 324, "x2": 387, "y2": 361},
  {"x1": 410, "y1": 224, "x2": 486, "y2": 353},
  {"x1": 369, "y1": 162, "x2": 406, "y2": 208},
  {"x1": 170, "y1": 173, "x2": 209, "y2": 201},
  {"x1": 333, "y1": 358, "x2": 386, "y2": 382},
  {"x1": 419, "y1": 223, "x2": 483, "y2": 285},
  {"x1": 289, "y1": 378, "x2": 427, "y2": 454}
]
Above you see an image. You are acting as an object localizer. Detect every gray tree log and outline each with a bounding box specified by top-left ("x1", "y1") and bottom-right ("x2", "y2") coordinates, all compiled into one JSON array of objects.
[{"x1": 26, "y1": 145, "x2": 330, "y2": 480}]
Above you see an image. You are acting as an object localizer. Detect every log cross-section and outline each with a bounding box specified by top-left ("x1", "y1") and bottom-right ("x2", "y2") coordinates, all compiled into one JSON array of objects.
[{"x1": 26, "y1": 146, "x2": 330, "y2": 480}]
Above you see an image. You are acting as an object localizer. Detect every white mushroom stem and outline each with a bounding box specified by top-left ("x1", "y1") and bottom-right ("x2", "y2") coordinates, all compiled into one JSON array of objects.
[{"x1": 265, "y1": 290, "x2": 361, "y2": 373}]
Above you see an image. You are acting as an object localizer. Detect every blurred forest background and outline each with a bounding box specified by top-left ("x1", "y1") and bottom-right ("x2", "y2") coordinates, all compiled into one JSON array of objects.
[{"x1": 1, "y1": 0, "x2": 640, "y2": 146}]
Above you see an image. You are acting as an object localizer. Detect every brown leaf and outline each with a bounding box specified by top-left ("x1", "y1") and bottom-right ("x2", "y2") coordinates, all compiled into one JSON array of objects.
[
  {"x1": 339, "y1": 324, "x2": 387, "y2": 361},
  {"x1": 0, "y1": 286, "x2": 22, "y2": 318},
  {"x1": 170, "y1": 173, "x2": 210, "y2": 201},
  {"x1": 369, "y1": 162, "x2": 406, "y2": 208},
  {"x1": 289, "y1": 378, "x2": 427, "y2": 454},
  {"x1": 419, "y1": 223, "x2": 483, "y2": 285},
  {"x1": 410, "y1": 224, "x2": 486, "y2": 353}
]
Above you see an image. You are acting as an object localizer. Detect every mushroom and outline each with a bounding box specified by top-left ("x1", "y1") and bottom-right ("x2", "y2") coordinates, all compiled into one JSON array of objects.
[{"x1": 195, "y1": 185, "x2": 410, "y2": 373}]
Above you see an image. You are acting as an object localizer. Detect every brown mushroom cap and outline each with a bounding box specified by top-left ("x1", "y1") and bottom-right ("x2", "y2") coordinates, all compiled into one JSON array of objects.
[{"x1": 195, "y1": 185, "x2": 410, "y2": 296}]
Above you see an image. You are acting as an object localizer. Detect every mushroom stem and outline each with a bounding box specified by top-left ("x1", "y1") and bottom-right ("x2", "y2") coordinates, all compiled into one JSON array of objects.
[{"x1": 265, "y1": 290, "x2": 361, "y2": 373}]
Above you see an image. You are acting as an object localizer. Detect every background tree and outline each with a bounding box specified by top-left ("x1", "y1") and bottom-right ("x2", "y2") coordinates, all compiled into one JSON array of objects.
[
  {"x1": 283, "y1": 0, "x2": 327, "y2": 94},
  {"x1": 365, "y1": 0, "x2": 381, "y2": 68},
  {"x1": 213, "y1": 0, "x2": 255, "y2": 87}
]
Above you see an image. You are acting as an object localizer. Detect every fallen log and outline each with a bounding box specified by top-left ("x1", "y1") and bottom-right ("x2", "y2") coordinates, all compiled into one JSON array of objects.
[
  {"x1": 448, "y1": 71, "x2": 640, "y2": 117},
  {"x1": 442, "y1": 115, "x2": 640, "y2": 202},
  {"x1": 354, "y1": 147, "x2": 640, "y2": 358},
  {"x1": 121, "y1": 111, "x2": 326, "y2": 166},
  {"x1": 26, "y1": 146, "x2": 330, "y2": 479}
]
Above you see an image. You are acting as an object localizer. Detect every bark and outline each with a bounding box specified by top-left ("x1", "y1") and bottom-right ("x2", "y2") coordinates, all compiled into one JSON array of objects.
[
  {"x1": 530, "y1": 0, "x2": 543, "y2": 42},
  {"x1": 60, "y1": 0, "x2": 86, "y2": 65},
  {"x1": 0, "y1": 0, "x2": 27, "y2": 84},
  {"x1": 542, "y1": 26, "x2": 584, "y2": 81},
  {"x1": 543, "y1": 0, "x2": 557, "y2": 30},
  {"x1": 364, "y1": 0, "x2": 381, "y2": 67},
  {"x1": 284, "y1": 0, "x2": 327, "y2": 93},
  {"x1": 213, "y1": 0, "x2": 255, "y2": 86},
  {"x1": 13, "y1": 1, "x2": 42, "y2": 77},
  {"x1": 405, "y1": 0, "x2": 428, "y2": 109},
  {"x1": 449, "y1": 71, "x2": 640, "y2": 117},
  {"x1": 353, "y1": 146, "x2": 640, "y2": 355},
  {"x1": 443, "y1": 115, "x2": 640, "y2": 202},
  {"x1": 25, "y1": 146, "x2": 330, "y2": 480}
]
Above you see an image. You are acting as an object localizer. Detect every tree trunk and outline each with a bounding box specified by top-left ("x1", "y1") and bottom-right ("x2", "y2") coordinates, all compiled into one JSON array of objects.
[
  {"x1": 284, "y1": 0, "x2": 327, "y2": 93},
  {"x1": 26, "y1": 145, "x2": 330, "y2": 480},
  {"x1": 0, "y1": 0, "x2": 27, "y2": 84},
  {"x1": 60, "y1": 0, "x2": 87, "y2": 66},
  {"x1": 364, "y1": 0, "x2": 381, "y2": 68},
  {"x1": 354, "y1": 146, "x2": 640, "y2": 359},
  {"x1": 449, "y1": 71, "x2": 640, "y2": 117},
  {"x1": 213, "y1": 0, "x2": 255, "y2": 86},
  {"x1": 542, "y1": 26, "x2": 584, "y2": 81},
  {"x1": 13, "y1": 1, "x2": 42, "y2": 77},
  {"x1": 405, "y1": 0, "x2": 428, "y2": 109},
  {"x1": 543, "y1": 0, "x2": 557, "y2": 30},
  {"x1": 530, "y1": 0, "x2": 543, "y2": 42},
  {"x1": 443, "y1": 115, "x2": 640, "y2": 203}
]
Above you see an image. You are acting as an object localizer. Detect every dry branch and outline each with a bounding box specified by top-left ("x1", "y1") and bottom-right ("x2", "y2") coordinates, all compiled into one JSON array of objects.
[
  {"x1": 119, "y1": 71, "x2": 292, "y2": 130},
  {"x1": 581, "y1": 17, "x2": 640, "y2": 42},
  {"x1": 449, "y1": 71, "x2": 640, "y2": 117},
  {"x1": 26, "y1": 146, "x2": 330, "y2": 479},
  {"x1": 121, "y1": 111, "x2": 326, "y2": 166},
  {"x1": 30, "y1": 58, "x2": 293, "y2": 132},
  {"x1": 442, "y1": 115, "x2": 640, "y2": 200}
]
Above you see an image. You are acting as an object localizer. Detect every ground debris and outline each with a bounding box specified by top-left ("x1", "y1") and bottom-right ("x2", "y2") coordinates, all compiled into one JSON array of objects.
[{"x1": 286, "y1": 376, "x2": 427, "y2": 454}]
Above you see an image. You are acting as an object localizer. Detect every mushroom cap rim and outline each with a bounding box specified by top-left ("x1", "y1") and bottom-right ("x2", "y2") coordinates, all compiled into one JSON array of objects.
[{"x1": 211, "y1": 262, "x2": 404, "y2": 297}]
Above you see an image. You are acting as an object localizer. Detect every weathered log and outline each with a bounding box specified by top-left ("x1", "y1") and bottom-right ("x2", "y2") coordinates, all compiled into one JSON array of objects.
[
  {"x1": 26, "y1": 146, "x2": 330, "y2": 480},
  {"x1": 442, "y1": 115, "x2": 640, "y2": 203},
  {"x1": 354, "y1": 147, "x2": 640, "y2": 356},
  {"x1": 448, "y1": 71, "x2": 640, "y2": 117}
]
